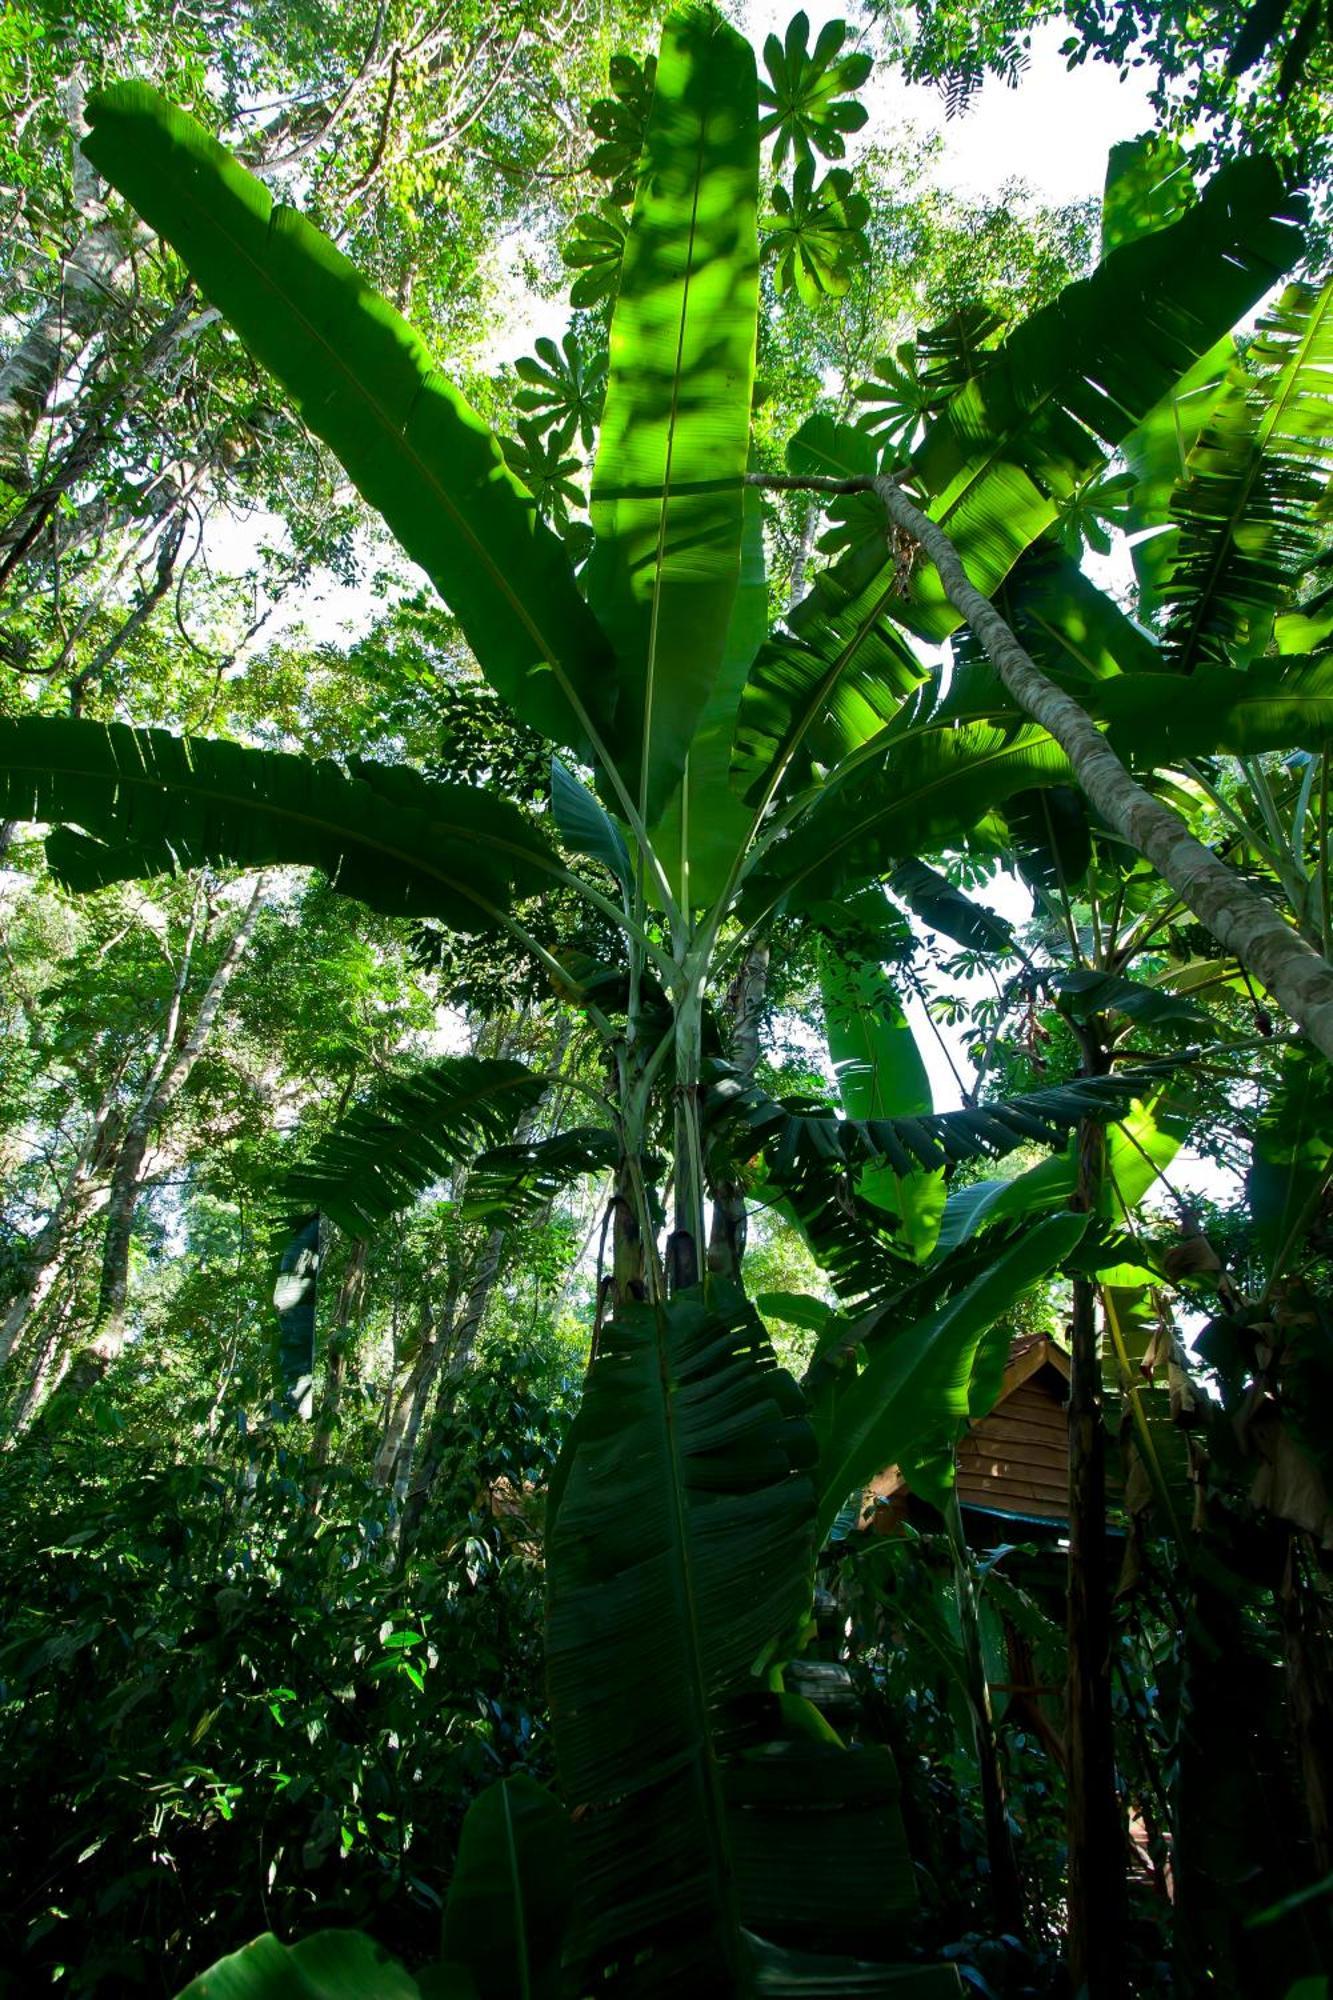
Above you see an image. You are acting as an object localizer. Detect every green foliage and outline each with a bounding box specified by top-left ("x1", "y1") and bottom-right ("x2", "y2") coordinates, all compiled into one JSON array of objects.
[
  {"x1": 0, "y1": 718, "x2": 557, "y2": 933},
  {"x1": 82, "y1": 83, "x2": 615, "y2": 758},
  {"x1": 586, "y1": 4, "x2": 760, "y2": 822},
  {"x1": 758, "y1": 13, "x2": 872, "y2": 170},
  {"x1": 764, "y1": 162, "x2": 871, "y2": 305},
  {"x1": 585, "y1": 52, "x2": 658, "y2": 204}
]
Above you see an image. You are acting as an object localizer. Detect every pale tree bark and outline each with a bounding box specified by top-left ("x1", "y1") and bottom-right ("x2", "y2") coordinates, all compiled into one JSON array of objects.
[
  {"x1": 752, "y1": 471, "x2": 1333, "y2": 1064},
  {"x1": 0, "y1": 1084, "x2": 123, "y2": 1379},
  {"x1": 0, "y1": 218, "x2": 151, "y2": 489},
  {"x1": 308, "y1": 1237, "x2": 369, "y2": 1497},
  {"x1": 398, "y1": 1222, "x2": 509, "y2": 1551},
  {"x1": 87, "y1": 876, "x2": 266, "y2": 1363}
]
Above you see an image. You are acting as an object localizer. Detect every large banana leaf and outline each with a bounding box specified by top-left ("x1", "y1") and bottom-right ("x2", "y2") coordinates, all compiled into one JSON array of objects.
[
  {"x1": 1092, "y1": 654, "x2": 1333, "y2": 762},
  {"x1": 440, "y1": 1775, "x2": 571, "y2": 2000},
  {"x1": 173, "y1": 1930, "x2": 426, "y2": 2000},
  {"x1": 0, "y1": 718, "x2": 556, "y2": 932},
  {"x1": 1156, "y1": 275, "x2": 1333, "y2": 672},
  {"x1": 734, "y1": 532, "x2": 927, "y2": 803},
  {"x1": 277, "y1": 1057, "x2": 551, "y2": 1237},
  {"x1": 711, "y1": 1062, "x2": 1180, "y2": 1185},
  {"x1": 1101, "y1": 132, "x2": 1194, "y2": 256},
  {"x1": 653, "y1": 484, "x2": 769, "y2": 908},
  {"x1": 933, "y1": 1092, "x2": 1188, "y2": 1259},
  {"x1": 819, "y1": 933, "x2": 941, "y2": 1259},
  {"x1": 546, "y1": 1284, "x2": 946, "y2": 1994},
  {"x1": 766, "y1": 154, "x2": 1302, "y2": 743},
  {"x1": 82, "y1": 86, "x2": 613, "y2": 757},
  {"x1": 810, "y1": 1212, "x2": 1088, "y2": 1538},
  {"x1": 892, "y1": 156, "x2": 1303, "y2": 644},
  {"x1": 586, "y1": 7, "x2": 760, "y2": 822},
  {"x1": 462, "y1": 1125, "x2": 620, "y2": 1222},
  {"x1": 746, "y1": 718, "x2": 1070, "y2": 918}
]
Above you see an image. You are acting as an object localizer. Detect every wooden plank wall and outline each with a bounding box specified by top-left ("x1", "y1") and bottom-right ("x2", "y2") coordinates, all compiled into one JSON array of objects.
[{"x1": 956, "y1": 1376, "x2": 1069, "y2": 1521}]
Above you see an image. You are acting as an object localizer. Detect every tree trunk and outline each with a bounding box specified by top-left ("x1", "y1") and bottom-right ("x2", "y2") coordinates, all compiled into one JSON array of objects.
[
  {"x1": 943, "y1": 1487, "x2": 1027, "y2": 1938},
  {"x1": 0, "y1": 219, "x2": 149, "y2": 487},
  {"x1": 1067, "y1": 1034, "x2": 1124, "y2": 2000},
  {"x1": 84, "y1": 879, "x2": 264, "y2": 1374},
  {"x1": 753, "y1": 472, "x2": 1333, "y2": 1062},
  {"x1": 309, "y1": 1238, "x2": 368, "y2": 1489},
  {"x1": 398, "y1": 1224, "x2": 507, "y2": 1550},
  {"x1": 0, "y1": 1101, "x2": 119, "y2": 1378}
]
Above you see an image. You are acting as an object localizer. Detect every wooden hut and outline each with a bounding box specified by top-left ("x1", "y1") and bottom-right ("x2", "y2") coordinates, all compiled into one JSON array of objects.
[{"x1": 863, "y1": 1332, "x2": 1079, "y2": 1539}]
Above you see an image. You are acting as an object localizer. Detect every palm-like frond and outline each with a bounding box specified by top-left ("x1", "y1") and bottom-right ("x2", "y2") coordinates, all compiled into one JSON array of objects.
[
  {"x1": 0, "y1": 718, "x2": 558, "y2": 933},
  {"x1": 277, "y1": 1057, "x2": 551, "y2": 1237},
  {"x1": 711, "y1": 1062, "x2": 1182, "y2": 1185},
  {"x1": 1156, "y1": 276, "x2": 1333, "y2": 672}
]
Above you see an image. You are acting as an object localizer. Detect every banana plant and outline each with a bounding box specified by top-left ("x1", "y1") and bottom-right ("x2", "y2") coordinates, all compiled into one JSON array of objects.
[{"x1": 0, "y1": 5, "x2": 1324, "y2": 1991}]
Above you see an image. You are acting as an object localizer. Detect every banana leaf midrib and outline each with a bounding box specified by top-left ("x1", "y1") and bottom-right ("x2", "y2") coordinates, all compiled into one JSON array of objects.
[
  {"x1": 640, "y1": 108, "x2": 712, "y2": 823},
  {"x1": 1174, "y1": 283, "x2": 1333, "y2": 675},
  {"x1": 654, "y1": 1308, "x2": 748, "y2": 1982},
  {"x1": 101, "y1": 112, "x2": 594, "y2": 713}
]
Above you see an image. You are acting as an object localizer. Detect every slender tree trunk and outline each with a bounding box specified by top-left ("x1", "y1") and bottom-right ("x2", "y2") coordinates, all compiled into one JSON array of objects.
[
  {"x1": 83, "y1": 880, "x2": 264, "y2": 1379},
  {"x1": 1067, "y1": 1030, "x2": 1124, "y2": 1999},
  {"x1": 309, "y1": 1238, "x2": 368, "y2": 1490},
  {"x1": 373, "y1": 1295, "x2": 440, "y2": 1486},
  {"x1": 0, "y1": 219, "x2": 150, "y2": 487},
  {"x1": 0, "y1": 1101, "x2": 119, "y2": 1377},
  {"x1": 753, "y1": 472, "x2": 1333, "y2": 1062},
  {"x1": 398, "y1": 1224, "x2": 507, "y2": 1549},
  {"x1": 1278, "y1": 1533, "x2": 1333, "y2": 1876}
]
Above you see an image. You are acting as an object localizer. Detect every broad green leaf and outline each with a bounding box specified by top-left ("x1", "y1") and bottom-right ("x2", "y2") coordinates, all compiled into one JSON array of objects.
[
  {"x1": 546, "y1": 1285, "x2": 932, "y2": 1987},
  {"x1": 812, "y1": 1213, "x2": 1088, "y2": 1536},
  {"x1": 441, "y1": 1776, "x2": 572, "y2": 2000},
  {"x1": 888, "y1": 859, "x2": 1014, "y2": 955},
  {"x1": 1248, "y1": 1045, "x2": 1333, "y2": 1277},
  {"x1": 892, "y1": 156, "x2": 1304, "y2": 644},
  {"x1": 654, "y1": 484, "x2": 767, "y2": 907},
  {"x1": 1051, "y1": 968, "x2": 1211, "y2": 1035},
  {"x1": 1101, "y1": 132, "x2": 1194, "y2": 256},
  {"x1": 734, "y1": 535, "x2": 927, "y2": 803},
  {"x1": 0, "y1": 718, "x2": 556, "y2": 934},
  {"x1": 546, "y1": 1288, "x2": 815, "y2": 1978},
  {"x1": 587, "y1": 7, "x2": 760, "y2": 822},
  {"x1": 82, "y1": 85, "x2": 613, "y2": 756},
  {"x1": 747, "y1": 719, "x2": 1070, "y2": 918},
  {"x1": 174, "y1": 1929, "x2": 422, "y2": 2000},
  {"x1": 934, "y1": 1093, "x2": 1187, "y2": 1258},
  {"x1": 551, "y1": 756, "x2": 631, "y2": 890},
  {"x1": 1092, "y1": 655, "x2": 1333, "y2": 762},
  {"x1": 820, "y1": 934, "x2": 940, "y2": 1259}
]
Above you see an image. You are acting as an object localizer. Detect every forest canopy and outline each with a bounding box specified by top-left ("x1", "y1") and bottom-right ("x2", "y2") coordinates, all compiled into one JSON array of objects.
[{"x1": 1, "y1": 3, "x2": 1332, "y2": 1996}]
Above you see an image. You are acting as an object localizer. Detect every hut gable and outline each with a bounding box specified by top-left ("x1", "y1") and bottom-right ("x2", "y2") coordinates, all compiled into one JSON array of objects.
[
  {"x1": 863, "y1": 1333, "x2": 1075, "y2": 1533},
  {"x1": 955, "y1": 1335, "x2": 1070, "y2": 1522}
]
